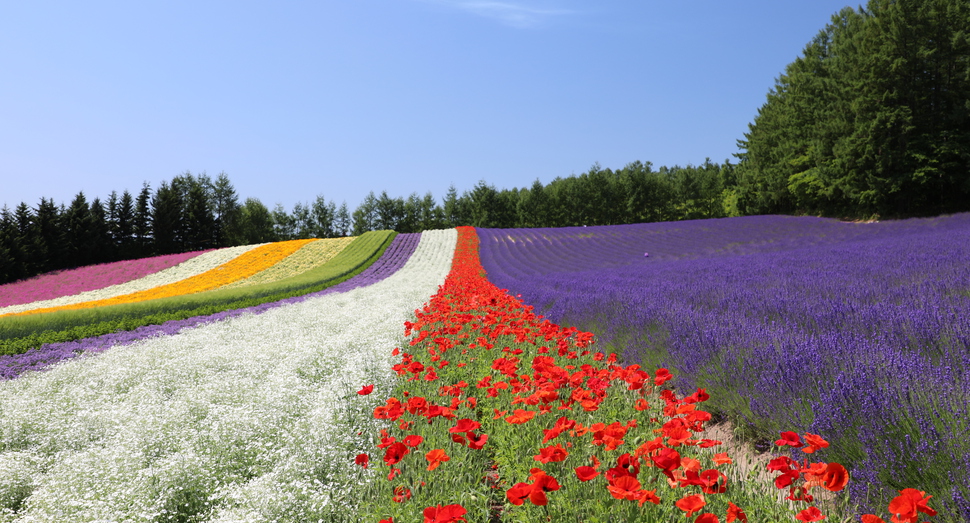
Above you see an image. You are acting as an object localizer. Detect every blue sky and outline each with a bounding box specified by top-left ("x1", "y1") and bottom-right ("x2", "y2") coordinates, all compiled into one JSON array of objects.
[{"x1": 1, "y1": 0, "x2": 857, "y2": 212}]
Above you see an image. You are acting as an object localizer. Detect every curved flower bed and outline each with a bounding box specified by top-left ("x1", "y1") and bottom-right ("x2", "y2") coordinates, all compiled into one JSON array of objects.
[
  {"x1": 0, "y1": 245, "x2": 262, "y2": 316},
  {"x1": 0, "y1": 251, "x2": 211, "y2": 308},
  {"x1": 0, "y1": 233, "x2": 423, "y2": 381},
  {"x1": 219, "y1": 237, "x2": 356, "y2": 290},
  {"x1": 0, "y1": 229, "x2": 455, "y2": 522},
  {"x1": 1, "y1": 240, "x2": 316, "y2": 319}
]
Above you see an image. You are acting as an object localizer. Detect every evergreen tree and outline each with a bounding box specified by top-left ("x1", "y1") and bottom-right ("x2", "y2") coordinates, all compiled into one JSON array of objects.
[
  {"x1": 33, "y1": 197, "x2": 63, "y2": 273},
  {"x1": 212, "y1": 172, "x2": 242, "y2": 246},
  {"x1": 352, "y1": 192, "x2": 378, "y2": 235},
  {"x1": 152, "y1": 181, "x2": 184, "y2": 254},
  {"x1": 62, "y1": 192, "x2": 94, "y2": 268},
  {"x1": 739, "y1": 0, "x2": 970, "y2": 217},
  {"x1": 335, "y1": 202, "x2": 351, "y2": 237},
  {"x1": 271, "y1": 203, "x2": 297, "y2": 240},
  {"x1": 239, "y1": 198, "x2": 275, "y2": 244},
  {"x1": 442, "y1": 184, "x2": 470, "y2": 227},
  {"x1": 116, "y1": 190, "x2": 136, "y2": 258},
  {"x1": 0, "y1": 206, "x2": 27, "y2": 284},
  {"x1": 184, "y1": 180, "x2": 216, "y2": 250},
  {"x1": 133, "y1": 182, "x2": 153, "y2": 257},
  {"x1": 88, "y1": 197, "x2": 111, "y2": 264},
  {"x1": 311, "y1": 195, "x2": 336, "y2": 238}
]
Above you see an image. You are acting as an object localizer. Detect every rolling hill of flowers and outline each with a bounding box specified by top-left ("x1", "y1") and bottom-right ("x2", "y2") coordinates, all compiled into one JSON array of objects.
[{"x1": 0, "y1": 217, "x2": 960, "y2": 522}]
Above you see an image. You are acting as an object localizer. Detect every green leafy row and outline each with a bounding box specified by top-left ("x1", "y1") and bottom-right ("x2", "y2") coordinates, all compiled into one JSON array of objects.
[{"x1": 0, "y1": 231, "x2": 396, "y2": 356}]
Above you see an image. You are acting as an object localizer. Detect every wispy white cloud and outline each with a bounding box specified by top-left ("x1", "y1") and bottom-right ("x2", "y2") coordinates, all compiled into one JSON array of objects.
[{"x1": 420, "y1": 0, "x2": 577, "y2": 28}]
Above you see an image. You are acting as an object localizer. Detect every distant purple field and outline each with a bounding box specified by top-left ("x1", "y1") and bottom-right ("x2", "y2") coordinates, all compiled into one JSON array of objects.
[
  {"x1": 478, "y1": 214, "x2": 970, "y2": 518},
  {"x1": 0, "y1": 250, "x2": 211, "y2": 307},
  {"x1": 0, "y1": 233, "x2": 421, "y2": 381}
]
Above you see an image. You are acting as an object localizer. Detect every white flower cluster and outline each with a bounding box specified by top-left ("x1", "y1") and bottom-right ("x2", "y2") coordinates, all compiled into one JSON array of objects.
[
  {"x1": 0, "y1": 244, "x2": 264, "y2": 316},
  {"x1": 0, "y1": 229, "x2": 456, "y2": 522}
]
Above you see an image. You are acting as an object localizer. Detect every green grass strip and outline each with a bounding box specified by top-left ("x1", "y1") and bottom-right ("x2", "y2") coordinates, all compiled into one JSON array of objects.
[{"x1": 0, "y1": 231, "x2": 397, "y2": 356}]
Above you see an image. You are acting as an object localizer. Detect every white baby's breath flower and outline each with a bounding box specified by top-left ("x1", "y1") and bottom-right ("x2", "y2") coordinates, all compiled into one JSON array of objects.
[{"x1": 0, "y1": 230, "x2": 456, "y2": 522}]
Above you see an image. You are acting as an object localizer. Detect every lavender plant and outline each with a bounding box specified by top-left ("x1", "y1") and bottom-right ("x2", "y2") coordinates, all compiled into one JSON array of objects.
[{"x1": 477, "y1": 214, "x2": 970, "y2": 520}]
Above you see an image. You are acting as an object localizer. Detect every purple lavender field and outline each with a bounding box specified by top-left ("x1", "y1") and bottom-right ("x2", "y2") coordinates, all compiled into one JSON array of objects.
[{"x1": 478, "y1": 214, "x2": 970, "y2": 519}]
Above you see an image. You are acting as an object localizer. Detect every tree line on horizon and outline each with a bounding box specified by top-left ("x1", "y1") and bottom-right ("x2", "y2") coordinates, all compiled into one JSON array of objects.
[
  {"x1": 0, "y1": 160, "x2": 732, "y2": 285},
  {"x1": 1, "y1": 0, "x2": 968, "y2": 285}
]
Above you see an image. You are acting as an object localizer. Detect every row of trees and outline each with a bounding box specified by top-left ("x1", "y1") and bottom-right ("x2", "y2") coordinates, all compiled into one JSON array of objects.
[
  {"x1": 0, "y1": 161, "x2": 733, "y2": 285},
  {"x1": 0, "y1": 171, "x2": 355, "y2": 285},
  {"x1": 734, "y1": 0, "x2": 970, "y2": 217}
]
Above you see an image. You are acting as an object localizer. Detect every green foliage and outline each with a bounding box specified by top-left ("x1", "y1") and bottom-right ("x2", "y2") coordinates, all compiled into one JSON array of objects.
[{"x1": 738, "y1": 0, "x2": 970, "y2": 218}]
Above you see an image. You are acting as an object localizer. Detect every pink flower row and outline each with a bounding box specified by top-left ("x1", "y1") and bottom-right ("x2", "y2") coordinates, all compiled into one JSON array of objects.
[{"x1": 0, "y1": 251, "x2": 211, "y2": 307}]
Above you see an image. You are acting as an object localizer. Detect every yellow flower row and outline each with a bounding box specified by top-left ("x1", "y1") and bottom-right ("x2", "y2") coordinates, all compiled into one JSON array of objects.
[
  {"x1": 219, "y1": 236, "x2": 356, "y2": 290},
  {"x1": 3, "y1": 239, "x2": 318, "y2": 318}
]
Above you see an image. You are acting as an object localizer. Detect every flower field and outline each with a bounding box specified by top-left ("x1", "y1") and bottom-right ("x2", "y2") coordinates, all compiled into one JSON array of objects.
[
  {"x1": 0, "y1": 249, "x2": 214, "y2": 312},
  {"x1": 0, "y1": 230, "x2": 455, "y2": 521},
  {"x1": 0, "y1": 217, "x2": 959, "y2": 522},
  {"x1": 477, "y1": 214, "x2": 970, "y2": 520}
]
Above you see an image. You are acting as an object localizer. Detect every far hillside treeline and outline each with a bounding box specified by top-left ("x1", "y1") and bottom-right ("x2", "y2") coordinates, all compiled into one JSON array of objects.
[
  {"x1": 0, "y1": 161, "x2": 731, "y2": 285},
  {"x1": 2, "y1": 0, "x2": 968, "y2": 286}
]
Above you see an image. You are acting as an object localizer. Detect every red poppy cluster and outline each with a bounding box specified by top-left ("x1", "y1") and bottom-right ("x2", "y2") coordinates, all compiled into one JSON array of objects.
[
  {"x1": 861, "y1": 488, "x2": 937, "y2": 523},
  {"x1": 357, "y1": 226, "x2": 938, "y2": 522}
]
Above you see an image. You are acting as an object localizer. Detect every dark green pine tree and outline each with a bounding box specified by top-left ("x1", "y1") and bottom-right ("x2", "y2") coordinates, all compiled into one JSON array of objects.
[
  {"x1": 738, "y1": 0, "x2": 970, "y2": 218},
  {"x1": 0, "y1": 206, "x2": 27, "y2": 284},
  {"x1": 152, "y1": 181, "x2": 184, "y2": 255},
  {"x1": 115, "y1": 190, "x2": 136, "y2": 258},
  {"x1": 133, "y1": 182, "x2": 153, "y2": 257},
  {"x1": 62, "y1": 192, "x2": 94, "y2": 268},
  {"x1": 87, "y1": 197, "x2": 111, "y2": 264},
  {"x1": 33, "y1": 197, "x2": 63, "y2": 273},
  {"x1": 212, "y1": 172, "x2": 242, "y2": 246}
]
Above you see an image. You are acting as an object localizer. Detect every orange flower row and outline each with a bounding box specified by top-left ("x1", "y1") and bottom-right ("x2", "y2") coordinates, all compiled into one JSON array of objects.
[{"x1": 3, "y1": 239, "x2": 318, "y2": 318}]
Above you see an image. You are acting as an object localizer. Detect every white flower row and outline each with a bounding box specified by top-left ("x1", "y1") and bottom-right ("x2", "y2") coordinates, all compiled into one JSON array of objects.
[
  {"x1": 0, "y1": 244, "x2": 265, "y2": 316},
  {"x1": 0, "y1": 229, "x2": 457, "y2": 523}
]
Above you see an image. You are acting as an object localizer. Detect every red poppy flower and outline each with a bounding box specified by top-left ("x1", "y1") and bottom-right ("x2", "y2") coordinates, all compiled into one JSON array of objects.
[
  {"x1": 775, "y1": 431, "x2": 802, "y2": 447},
  {"x1": 383, "y1": 442, "x2": 409, "y2": 466},
  {"x1": 357, "y1": 384, "x2": 374, "y2": 395},
  {"x1": 888, "y1": 488, "x2": 937, "y2": 521},
  {"x1": 505, "y1": 409, "x2": 536, "y2": 424},
  {"x1": 654, "y1": 368, "x2": 673, "y2": 386},
  {"x1": 695, "y1": 514, "x2": 720, "y2": 523},
  {"x1": 712, "y1": 453, "x2": 732, "y2": 465},
  {"x1": 379, "y1": 518, "x2": 393, "y2": 523},
  {"x1": 506, "y1": 483, "x2": 533, "y2": 506},
  {"x1": 726, "y1": 502, "x2": 748, "y2": 523},
  {"x1": 466, "y1": 432, "x2": 488, "y2": 450},
  {"x1": 820, "y1": 462, "x2": 848, "y2": 492},
  {"x1": 859, "y1": 516, "x2": 885, "y2": 523},
  {"x1": 403, "y1": 435, "x2": 424, "y2": 448},
  {"x1": 634, "y1": 398, "x2": 650, "y2": 411},
  {"x1": 426, "y1": 449, "x2": 450, "y2": 471},
  {"x1": 535, "y1": 444, "x2": 569, "y2": 464},
  {"x1": 575, "y1": 466, "x2": 599, "y2": 482},
  {"x1": 607, "y1": 475, "x2": 642, "y2": 501},
  {"x1": 676, "y1": 494, "x2": 706, "y2": 517},
  {"x1": 802, "y1": 433, "x2": 829, "y2": 454},
  {"x1": 450, "y1": 418, "x2": 481, "y2": 434},
  {"x1": 794, "y1": 507, "x2": 825, "y2": 522},
  {"x1": 354, "y1": 453, "x2": 369, "y2": 468},
  {"x1": 638, "y1": 489, "x2": 661, "y2": 507},
  {"x1": 423, "y1": 504, "x2": 467, "y2": 523},
  {"x1": 651, "y1": 447, "x2": 681, "y2": 480}
]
